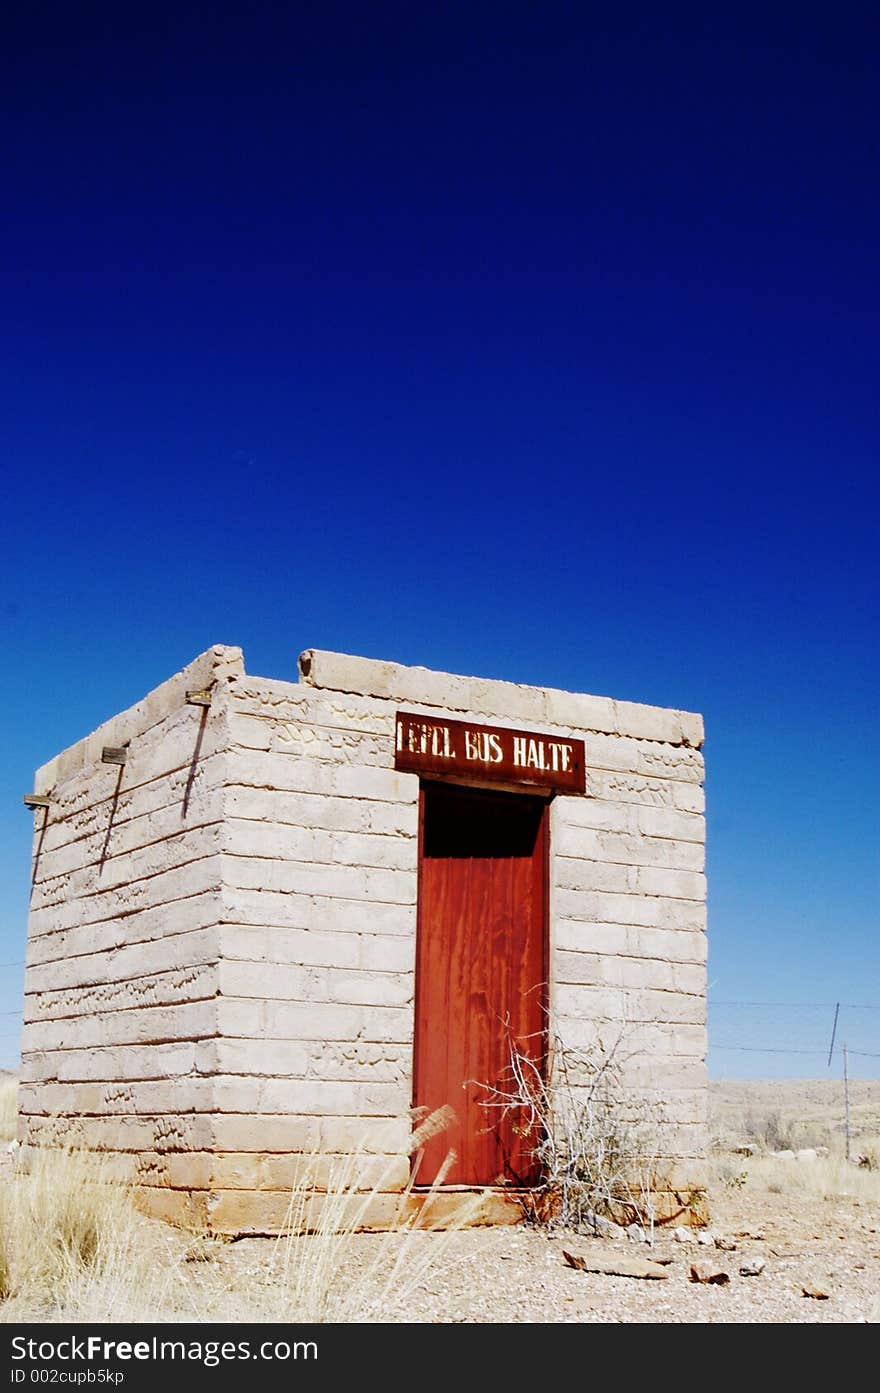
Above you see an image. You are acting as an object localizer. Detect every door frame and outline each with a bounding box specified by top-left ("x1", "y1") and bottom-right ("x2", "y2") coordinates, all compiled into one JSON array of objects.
[{"x1": 411, "y1": 777, "x2": 552, "y2": 1188}]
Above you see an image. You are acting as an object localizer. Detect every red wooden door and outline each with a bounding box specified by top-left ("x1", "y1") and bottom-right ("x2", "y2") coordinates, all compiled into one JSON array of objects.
[{"x1": 413, "y1": 782, "x2": 548, "y2": 1187}]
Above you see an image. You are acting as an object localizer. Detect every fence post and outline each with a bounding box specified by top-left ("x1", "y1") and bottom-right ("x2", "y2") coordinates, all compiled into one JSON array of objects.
[{"x1": 843, "y1": 1042, "x2": 851, "y2": 1163}]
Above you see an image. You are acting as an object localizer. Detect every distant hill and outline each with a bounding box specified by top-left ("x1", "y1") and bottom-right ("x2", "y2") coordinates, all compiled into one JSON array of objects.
[{"x1": 710, "y1": 1078, "x2": 880, "y2": 1152}]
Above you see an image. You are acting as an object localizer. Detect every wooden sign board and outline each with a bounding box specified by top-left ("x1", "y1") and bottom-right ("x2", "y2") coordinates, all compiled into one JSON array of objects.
[{"x1": 394, "y1": 711, "x2": 586, "y2": 794}]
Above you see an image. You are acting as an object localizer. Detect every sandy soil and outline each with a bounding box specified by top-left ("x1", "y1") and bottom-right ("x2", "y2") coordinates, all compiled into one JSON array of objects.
[
  {"x1": 3, "y1": 1079, "x2": 879, "y2": 1323},
  {"x1": 210, "y1": 1182, "x2": 880, "y2": 1323}
]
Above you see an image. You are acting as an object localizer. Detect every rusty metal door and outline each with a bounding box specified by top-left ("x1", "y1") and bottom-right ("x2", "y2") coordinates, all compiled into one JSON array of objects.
[{"x1": 412, "y1": 782, "x2": 548, "y2": 1187}]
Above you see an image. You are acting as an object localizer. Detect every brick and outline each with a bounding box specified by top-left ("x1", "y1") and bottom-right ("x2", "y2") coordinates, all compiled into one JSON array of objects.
[
  {"x1": 554, "y1": 888, "x2": 706, "y2": 931},
  {"x1": 616, "y1": 1058, "x2": 707, "y2": 1091},
  {"x1": 635, "y1": 866, "x2": 707, "y2": 901},
  {"x1": 25, "y1": 926, "x2": 219, "y2": 993},
  {"x1": 136, "y1": 1188, "x2": 210, "y2": 1228},
  {"x1": 213, "y1": 1114, "x2": 321, "y2": 1153},
  {"x1": 365, "y1": 801, "x2": 419, "y2": 836},
  {"x1": 226, "y1": 821, "x2": 416, "y2": 872},
  {"x1": 20, "y1": 1040, "x2": 217, "y2": 1083},
  {"x1": 614, "y1": 700, "x2": 683, "y2": 744},
  {"x1": 553, "y1": 923, "x2": 707, "y2": 966},
  {"x1": 217, "y1": 997, "x2": 412, "y2": 1045},
  {"x1": 554, "y1": 952, "x2": 704, "y2": 995},
  {"x1": 679, "y1": 710, "x2": 705, "y2": 748},
  {"x1": 20, "y1": 1112, "x2": 215, "y2": 1153},
  {"x1": 212, "y1": 1037, "x2": 410, "y2": 1084},
  {"x1": 20, "y1": 1000, "x2": 218, "y2": 1052},
  {"x1": 222, "y1": 854, "x2": 416, "y2": 905},
  {"x1": 555, "y1": 983, "x2": 705, "y2": 1026},
  {"x1": 201, "y1": 1151, "x2": 409, "y2": 1193},
  {"x1": 555, "y1": 859, "x2": 637, "y2": 894},
  {"x1": 25, "y1": 963, "x2": 218, "y2": 1022},
  {"x1": 541, "y1": 687, "x2": 620, "y2": 736},
  {"x1": 211, "y1": 1113, "x2": 408, "y2": 1154},
  {"x1": 219, "y1": 960, "x2": 413, "y2": 1009},
  {"x1": 586, "y1": 769, "x2": 682, "y2": 811},
  {"x1": 225, "y1": 785, "x2": 370, "y2": 833},
  {"x1": 673, "y1": 783, "x2": 705, "y2": 813},
  {"x1": 551, "y1": 797, "x2": 638, "y2": 835},
  {"x1": 27, "y1": 889, "x2": 222, "y2": 963},
  {"x1": 554, "y1": 823, "x2": 705, "y2": 872},
  {"x1": 220, "y1": 924, "x2": 361, "y2": 970},
  {"x1": 554, "y1": 1015, "x2": 706, "y2": 1058},
  {"x1": 20, "y1": 1078, "x2": 220, "y2": 1117},
  {"x1": 28, "y1": 858, "x2": 223, "y2": 938},
  {"x1": 309, "y1": 897, "x2": 416, "y2": 937},
  {"x1": 251, "y1": 1078, "x2": 409, "y2": 1117},
  {"x1": 220, "y1": 887, "x2": 415, "y2": 937},
  {"x1": 357, "y1": 934, "x2": 415, "y2": 974}
]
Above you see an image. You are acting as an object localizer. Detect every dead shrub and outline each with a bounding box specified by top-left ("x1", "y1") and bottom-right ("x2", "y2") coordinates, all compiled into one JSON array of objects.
[
  {"x1": 475, "y1": 1028, "x2": 671, "y2": 1235},
  {"x1": 740, "y1": 1108, "x2": 830, "y2": 1155}
]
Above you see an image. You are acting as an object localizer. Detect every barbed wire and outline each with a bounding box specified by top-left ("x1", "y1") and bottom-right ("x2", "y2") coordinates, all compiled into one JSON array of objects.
[
  {"x1": 713, "y1": 1045, "x2": 828, "y2": 1055},
  {"x1": 711, "y1": 1000, "x2": 880, "y2": 1011},
  {"x1": 709, "y1": 998, "x2": 879, "y2": 1073},
  {"x1": 0, "y1": 998, "x2": 876, "y2": 1066}
]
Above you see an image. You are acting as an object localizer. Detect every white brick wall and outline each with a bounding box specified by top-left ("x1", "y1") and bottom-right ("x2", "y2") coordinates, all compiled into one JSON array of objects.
[
  {"x1": 20, "y1": 644, "x2": 707, "y2": 1222},
  {"x1": 19, "y1": 646, "x2": 242, "y2": 1166}
]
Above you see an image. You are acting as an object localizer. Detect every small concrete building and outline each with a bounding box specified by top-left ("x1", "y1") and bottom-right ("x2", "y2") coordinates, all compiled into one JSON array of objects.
[{"x1": 20, "y1": 646, "x2": 708, "y2": 1232}]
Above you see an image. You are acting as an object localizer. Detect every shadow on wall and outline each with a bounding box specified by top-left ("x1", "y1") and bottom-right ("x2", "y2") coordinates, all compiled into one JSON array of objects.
[{"x1": 29, "y1": 700, "x2": 210, "y2": 897}]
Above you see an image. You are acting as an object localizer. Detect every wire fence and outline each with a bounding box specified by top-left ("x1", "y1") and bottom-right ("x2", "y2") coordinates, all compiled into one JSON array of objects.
[
  {"x1": 1, "y1": 965, "x2": 878, "y2": 1077},
  {"x1": 709, "y1": 999, "x2": 880, "y2": 1077}
]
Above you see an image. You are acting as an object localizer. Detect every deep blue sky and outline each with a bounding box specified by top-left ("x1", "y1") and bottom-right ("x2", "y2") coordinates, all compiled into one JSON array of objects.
[{"x1": 1, "y1": 3, "x2": 877, "y2": 1076}]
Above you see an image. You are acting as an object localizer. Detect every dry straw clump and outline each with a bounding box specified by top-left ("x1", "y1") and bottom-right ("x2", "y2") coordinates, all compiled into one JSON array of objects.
[
  {"x1": 0, "y1": 1108, "x2": 482, "y2": 1323},
  {"x1": 260, "y1": 1105, "x2": 485, "y2": 1322},
  {"x1": 0, "y1": 1141, "x2": 184, "y2": 1321},
  {"x1": 0, "y1": 1077, "x2": 17, "y2": 1146}
]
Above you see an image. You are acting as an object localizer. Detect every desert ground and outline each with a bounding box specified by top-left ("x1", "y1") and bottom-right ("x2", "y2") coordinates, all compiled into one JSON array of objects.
[{"x1": 1, "y1": 1077, "x2": 878, "y2": 1324}]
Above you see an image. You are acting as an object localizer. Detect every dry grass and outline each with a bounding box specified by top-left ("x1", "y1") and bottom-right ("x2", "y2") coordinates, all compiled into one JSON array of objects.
[
  {"x1": 736, "y1": 1152, "x2": 880, "y2": 1203},
  {"x1": 0, "y1": 1077, "x2": 17, "y2": 1146},
  {"x1": 0, "y1": 1109, "x2": 484, "y2": 1323},
  {"x1": 708, "y1": 1078, "x2": 880, "y2": 1206},
  {"x1": 710, "y1": 1078, "x2": 880, "y2": 1155},
  {"x1": 0, "y1": 1141, "x2": 183, "y2": 1320},
  {"x1": 250, "y1": 1108, "x2": 485, "y2": 1322}
]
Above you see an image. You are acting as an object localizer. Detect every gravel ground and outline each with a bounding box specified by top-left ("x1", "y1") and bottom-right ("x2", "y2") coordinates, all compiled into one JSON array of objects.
[
  {"x1": 217, "y1": 1182, "x2": 880, "y2": 1324},
  {"x1": 3, "y1": 1146, "x2": 877, "y2": 1323}
]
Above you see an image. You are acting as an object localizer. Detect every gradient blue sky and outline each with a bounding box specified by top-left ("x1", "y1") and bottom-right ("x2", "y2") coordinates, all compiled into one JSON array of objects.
[{"x1": 1, "y1": 4, "x2": 877, "y2": 1076}]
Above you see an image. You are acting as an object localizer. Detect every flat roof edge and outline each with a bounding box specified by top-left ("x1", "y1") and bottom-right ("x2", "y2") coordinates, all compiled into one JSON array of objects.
[
  {"x1": 297, "y1": 649, "x2": 704, "y2": 748},
  {"x1": 33, "y1": 645, "x2": 245, "y2": 790}
]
